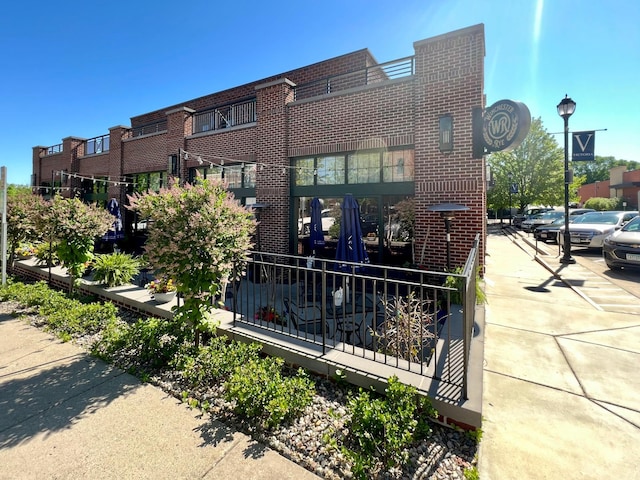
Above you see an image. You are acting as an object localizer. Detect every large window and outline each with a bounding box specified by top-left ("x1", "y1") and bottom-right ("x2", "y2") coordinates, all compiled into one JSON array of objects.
[
  {"x1": 131, "y1": 171, "x2": 165, "y2": 193},
  {"x1": 349, "y1": 152, "x2": 380, "y2": 184},
  {"x1": 383, "y1": 149, "x2": 414, "y2": 182},
  {"x1": 293, "y1": 149, "x2": 413, "y2": 186}
]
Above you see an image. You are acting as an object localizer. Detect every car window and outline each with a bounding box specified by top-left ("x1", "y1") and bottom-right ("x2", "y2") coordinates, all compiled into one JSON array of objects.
[
  {"x1": 573, "y1": 212, "x2": 618, "y2": 224},
  {"x1": 622, "y1": 216, "x2": 640, "y2": 232}
]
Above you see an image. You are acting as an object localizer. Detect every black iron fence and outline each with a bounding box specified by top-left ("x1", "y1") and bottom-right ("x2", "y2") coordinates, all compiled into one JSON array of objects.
[
  {"x1": 132, "y1": 120, "x2": 168, "y2": 137},
  {"x1": 228, "y1": 239, "x2": 479, "y2": 398},
  {"x1": 293, "y1": 56, "x2": 415, "y2": 101},
  {"x1": 46, "y1": 144, "x2": 63, "y2": 155},
  {"x1": 85, "y1": 134, "x2": 110, "y2": 155},
  {"x1": 193, "y1": 99, "x2": 257, "y2": 134}
]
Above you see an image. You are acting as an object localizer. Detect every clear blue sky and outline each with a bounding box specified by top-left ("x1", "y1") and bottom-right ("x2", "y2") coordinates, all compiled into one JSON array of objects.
[{"x1": 1, "y1": 0, "x2": 638, "y2": 185}]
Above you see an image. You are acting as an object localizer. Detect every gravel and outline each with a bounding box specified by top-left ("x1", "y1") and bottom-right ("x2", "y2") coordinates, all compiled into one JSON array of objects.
[{"x1": 1, "y1": 301, "x2": 479, "y2": 479}]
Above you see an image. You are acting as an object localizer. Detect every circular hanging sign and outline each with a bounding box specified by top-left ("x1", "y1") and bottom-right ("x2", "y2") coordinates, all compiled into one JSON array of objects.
[{"x1": 482, "y1": 100, "x2": 531, "y2": 153}]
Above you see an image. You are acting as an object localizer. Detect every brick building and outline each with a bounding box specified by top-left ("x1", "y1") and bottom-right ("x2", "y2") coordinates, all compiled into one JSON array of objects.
[
  {"x1": 32, "y1": 24, "x2": 486, "y2": 271},
  {"x1": 577, "y1": 165, "x2": 640, "y2": 210}
]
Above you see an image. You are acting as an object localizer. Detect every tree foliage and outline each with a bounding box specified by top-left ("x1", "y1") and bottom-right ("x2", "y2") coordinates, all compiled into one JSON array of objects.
[
  {"x1": 487, "y1": 117, "x2": 568, "y2": 213},
  {"x1": 36, "y1": 195, "x2": 114, "y2": 293},
  {"x1": 6, "y1": 190, "x2": 45, "y2": 263},
  {"x1": 127, "y1": 179, "x2": 255, "y2": 344},
  {"x1": 573, "y1": 156, "x2": 640, "y2": 184}
]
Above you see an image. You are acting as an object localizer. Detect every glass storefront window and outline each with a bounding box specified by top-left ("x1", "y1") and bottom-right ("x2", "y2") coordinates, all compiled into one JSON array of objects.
[
  {"x1": 295, "y1": 158, "x2": 315, "y2": 186},
  {"x1": 317, "y1": 156, "x2": 345, "y2": 185},
  {"x1": 383, "y1": 149, "x2": 414, "y2": 182},
  {"x1": 348, "y1": 152, "x2": 380, "y2": 184},
  {"x1": 225, "y1": 165, "x2": 243, "y2": 188},
  {"x1": 244, "y1": 164, "x2": 256, "y2": 188}
]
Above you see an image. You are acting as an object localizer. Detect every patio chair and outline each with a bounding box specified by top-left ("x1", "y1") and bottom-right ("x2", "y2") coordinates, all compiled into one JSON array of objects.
[{"x1": 282, "y1": 298, "x2": 328, "y2": 336}]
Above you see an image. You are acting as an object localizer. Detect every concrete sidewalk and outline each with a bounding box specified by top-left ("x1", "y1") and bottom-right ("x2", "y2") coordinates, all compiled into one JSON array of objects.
[
  {"x1": 0, "y1": 314, "x2": 319, "y2": 480},
  {"x1": 479, "y1": 227, "x2": 640, "y2": 480}
]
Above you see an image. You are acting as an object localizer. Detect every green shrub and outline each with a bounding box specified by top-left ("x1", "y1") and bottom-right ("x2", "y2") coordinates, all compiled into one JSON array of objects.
[
  {"x1": 45, "y1": 301, "x2": 118, "y2": 338},
  {"x1": 338, "y1": 376, "x2": 437, "y2": 479},
  {"x1": 93, "y1": 316, "x2": 192, "y2": 368},
  {"x1": 34, "y1": 242, "x2": 60, "y2": 267},
  {"x1": 176, "y1": 336, "x2": 263, "y2": 386},
  {"x1": 91, "y1": 253, "x2": 141, "y2": 287},
  {"x1": 224, "y1": 356, "x2": 315, "y2": 430}
]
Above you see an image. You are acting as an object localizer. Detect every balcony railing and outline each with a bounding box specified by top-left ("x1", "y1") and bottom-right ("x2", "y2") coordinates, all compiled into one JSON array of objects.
[
  {"x1": 46, "y1": 144, "x2": 63, "y2": 155},
  {"x1": 132, "y1": 120, "x2": 168, "y2": 137},
  {"x1": 85, "y1": 134, "x2": 110, "y2": 155},
  {"x1": 193, "y1": 98, "x2": 257, "y2": 134},
  {"x1": 227, "y1": 239, "x2": 479, "y2": 400},
  {"x1": 294, "y1": 56, "x2": 415, "y2": 101}
]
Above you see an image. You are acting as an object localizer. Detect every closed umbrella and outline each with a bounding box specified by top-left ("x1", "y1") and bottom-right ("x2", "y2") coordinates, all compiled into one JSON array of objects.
[
  {"x1": 103, "y1": 198, "x2": 124, "y2": 242},
  {"x1": 335, "y1": 194, "x2": 370, "y2": 272},
  {"x1": 309, "y1": 197, "x2": 325, "y2": 255}
]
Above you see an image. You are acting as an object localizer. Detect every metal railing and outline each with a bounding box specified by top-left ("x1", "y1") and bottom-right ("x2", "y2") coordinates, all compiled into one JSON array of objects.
[
  {"x1": 193, "y1": 99, "x2": 257, "y2": 134},
  {"x1": 228, "y1": 248, "x2": 475, "y2": 398},
  {"x1": 46, "y1": 144, "x2": 63, "y2": 155},
  {"x1": 85, "y1": 134, "x2": 110, "y2": 155},
  {"x1": 294, "y1": 56, "x2": 415, "y2": 101},
  {"x1": 132, "y1": 120, "x2": 168, "y2": 137}
]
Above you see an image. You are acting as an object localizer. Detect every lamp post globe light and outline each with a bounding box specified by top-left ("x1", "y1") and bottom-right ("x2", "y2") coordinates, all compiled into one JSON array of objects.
[{"x1": 557, "y1": 94, "x2": 576, "y2": 264}]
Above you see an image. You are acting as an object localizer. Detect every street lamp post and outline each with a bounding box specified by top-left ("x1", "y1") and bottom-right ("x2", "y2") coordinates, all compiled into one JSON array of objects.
[{"x1": 557, "y1": 94, "x2": 576, "y2": 265}]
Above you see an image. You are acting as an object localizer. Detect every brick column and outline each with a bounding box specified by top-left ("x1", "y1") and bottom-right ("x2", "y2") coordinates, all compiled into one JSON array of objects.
[
  {"x1": 413, "y1": 24, "x2": 486, "y2": 271},
  {"x1": 107, "y1": 125, "x2": 131, "y2": 204},
  {"x1": 165, "y1": 107, "x2": 195, "y2": 185},
  {"x1": 62, "y1": 136, "x2": 86, "y2": 198},
  {"x1": 254, "y1": 78, "x2": 295, "y2": 255}
]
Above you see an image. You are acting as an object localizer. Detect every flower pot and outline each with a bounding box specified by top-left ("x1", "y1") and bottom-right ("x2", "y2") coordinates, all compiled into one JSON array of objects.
[{"x1": 153, "y1": 291, "x2": 176, "y2": 303}]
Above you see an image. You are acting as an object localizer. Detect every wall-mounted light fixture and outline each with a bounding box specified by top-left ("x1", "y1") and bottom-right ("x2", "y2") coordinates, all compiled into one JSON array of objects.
[{"x1": 439, "y1": 114, "x2": 453, "y2": 153}]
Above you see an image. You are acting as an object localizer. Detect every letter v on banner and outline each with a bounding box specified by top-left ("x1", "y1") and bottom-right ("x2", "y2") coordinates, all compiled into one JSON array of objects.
[{"x1": 572, "y1": 131, "x2": 595, "y2": 161}]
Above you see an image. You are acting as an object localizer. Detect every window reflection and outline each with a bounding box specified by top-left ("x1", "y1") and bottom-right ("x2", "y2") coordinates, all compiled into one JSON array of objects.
[
  {"x1": 348, "y1": 152, "x2": 380, "y2": 183},
  {"x1": 383, "y1": 149, "x2": 414, "y2": 182}
]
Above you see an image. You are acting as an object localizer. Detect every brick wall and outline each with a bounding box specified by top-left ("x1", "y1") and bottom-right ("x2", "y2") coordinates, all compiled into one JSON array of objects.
[
  {"x1": 413, "y1": 25, "x2": 486, "y2": 270},
  {"x1": 131, "y1": 50, "x2": 374, "y2": 127},
  {"x1": 33, "y1": 25, "x2": 487, "y2": 271}
]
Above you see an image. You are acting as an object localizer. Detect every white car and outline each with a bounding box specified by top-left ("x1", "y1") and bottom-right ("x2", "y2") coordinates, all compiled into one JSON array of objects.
[
  {"x1": 298, "y1": 209, "x2": 335, "y2": 234},
  {"x1": 559, "y1": 211, "x2": 639, "y2": 249}
]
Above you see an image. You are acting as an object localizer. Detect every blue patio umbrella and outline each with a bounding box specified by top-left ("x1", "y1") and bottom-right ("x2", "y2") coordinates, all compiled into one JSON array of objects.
[
  {"x1": 335, "y1": 194, "x2": 370, "y2": 272},
  {"x1": 103, "y1": 198, "x2": 124, "y2": 242},
  {"x1": 309, "y1": 197, "x2": 325, "y2": 254}
]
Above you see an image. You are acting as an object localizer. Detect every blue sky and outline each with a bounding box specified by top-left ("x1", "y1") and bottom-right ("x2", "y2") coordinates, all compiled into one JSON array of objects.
[{"x1": 1, "y1": 0, "x2": 638, "y2": 185}]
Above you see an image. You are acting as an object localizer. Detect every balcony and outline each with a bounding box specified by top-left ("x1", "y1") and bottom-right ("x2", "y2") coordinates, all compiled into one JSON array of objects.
[
  {"x1": 85, "y1": 134, "x2": 110, "y2": 155},
  {"x1": 294, "y1": 56, "x2": 415, "y2": 101},
  {"x1": 132, "y1": 120, "x2": 168, "y2": 137},
  {"x1": 45, "y1": 144, "x2": 63, "y2": 155},
  {"x1": 193, "y1": 99, "x2": 257, "y2": 134}
]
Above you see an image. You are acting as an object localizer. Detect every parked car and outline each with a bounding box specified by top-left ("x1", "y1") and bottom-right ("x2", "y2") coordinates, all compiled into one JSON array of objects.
[
  {"x1": 603, "y1": 215, "x2": 640, "y2": 270},
  {"x1": 521, "y1": 211, "x2": 564, "y2": 232},
  {"x1": 522, "y1": 208, "x2": 595, "y2": 233},
  {"x1": 559, "y1": 211, "x2": 639, "y2": 249},
  {"x1": 298, "y1": 209, "x2": 335, "y2": 234},
  {"x1": 513, "y1": 207, "x2": 554, "y2": 228},
  {"x1": 533, "y1": 217, "x2": 566, "y2": 243}
]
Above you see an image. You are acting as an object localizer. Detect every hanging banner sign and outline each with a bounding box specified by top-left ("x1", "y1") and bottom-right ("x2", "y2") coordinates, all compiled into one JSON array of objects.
[{"x1": 572, "y1": 131, "x2": 595, "y2": 161}]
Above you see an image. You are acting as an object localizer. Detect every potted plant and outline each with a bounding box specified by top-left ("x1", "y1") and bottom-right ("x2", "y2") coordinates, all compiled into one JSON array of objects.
[
  {"x1": 92, "y1": 253, "x2": 141, "y2": 287},
  {"x1": 146, "y1": 276, "x2": 177, "y2": 303}
]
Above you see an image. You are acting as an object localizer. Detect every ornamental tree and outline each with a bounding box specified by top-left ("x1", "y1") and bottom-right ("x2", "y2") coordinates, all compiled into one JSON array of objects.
[
  {"x1": 37, "y1": 195, "x2": 114, "y2": 293},
  {"x1": 6, "y1": 189, "x2": 45, "y2": 264},
  {"x1": 127, "y1": 179, "x2": 255, "y2": 345}
]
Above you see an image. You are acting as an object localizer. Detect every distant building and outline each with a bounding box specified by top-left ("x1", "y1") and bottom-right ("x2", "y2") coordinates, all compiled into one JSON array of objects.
[
  {"x1": 32, "y1": 24, "x2": 487, "y2": 271},
  {"x1": 578, "y1": 166, "x2": 640, "y2": 209}
]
